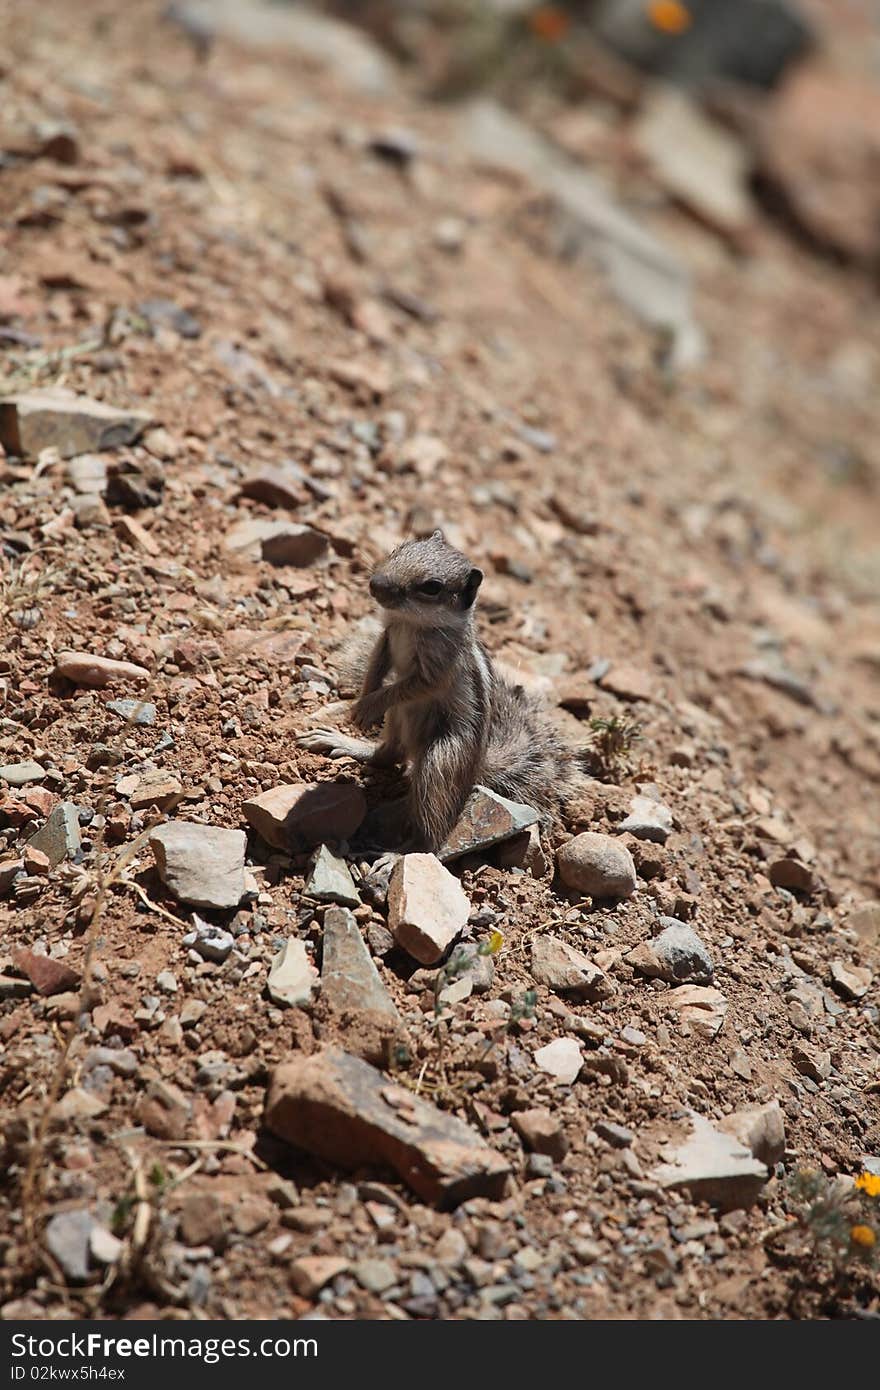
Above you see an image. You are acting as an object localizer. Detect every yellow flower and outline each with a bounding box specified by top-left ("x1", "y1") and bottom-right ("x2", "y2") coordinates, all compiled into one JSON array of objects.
[
  {"x1": 487, "y1": 929, "x2": 505, "y2": 955},
  {"x1": 850, "y1": 1224, "x2": 877, "y2": 1249},
  {"x1": 855, "y1": 1172, "x2": 880, "y2": 1197},
  {"x1": 647, "y1": 1, "x2": 692, "y2": 34}
]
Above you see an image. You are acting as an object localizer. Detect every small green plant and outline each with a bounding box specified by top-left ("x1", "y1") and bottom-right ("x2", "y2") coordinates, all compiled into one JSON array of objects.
[
  {"x1": 414, "y1": 931, "x2": 504, "y2": 1095},
  {"x1": 508, "y1": 988, "x2": 538, "y2": 1027},
  {"x1": 783, "y1": 1169, "x2": 878, "y2": 1270},
  {"x1": 588, "y1": 714, "x2": 642, "y2": 778}
]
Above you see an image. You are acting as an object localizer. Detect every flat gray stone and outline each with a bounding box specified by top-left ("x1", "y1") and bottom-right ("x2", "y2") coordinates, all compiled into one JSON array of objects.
[
  {"x1": 321, "y1": 906, "x2": 399, "y2": 1021},
  {"x1": 106, "y1": 698, "x2": 157, "y2": 726},
  {"x1": 26, "y1": 802, "x2": 81, "y2": 868},
  {"x1": 0, "y1": 761, "x2": 46, "y2": 787},
  {"x1": 619, "y1": 792, "x2": 674, "y2": 844},
  {"x1": 306, "y1": 844, "x2": 360, "y2": 907},
  {"x1": 439, "y1": 785, "x2": 539, "y2": 862},
  {"x1": 148, "y1": 822, "x2": 246, "y2": 910},
  {"x1": 173, "y1": 0, "x2": 395, "y2": 93},
  {"x1": 0, "y1": 389, "x2": 150, "y2": 460}
]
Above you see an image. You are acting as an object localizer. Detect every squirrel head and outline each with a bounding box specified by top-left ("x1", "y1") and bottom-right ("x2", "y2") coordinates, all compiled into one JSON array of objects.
[{"x1": 369, "y1": 530, "x2": 483, "y2": 627}]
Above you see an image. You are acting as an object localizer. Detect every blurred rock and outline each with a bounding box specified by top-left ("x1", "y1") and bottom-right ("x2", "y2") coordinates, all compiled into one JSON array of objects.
[
  {"x1": 633, "y1": 89, "x2": 754, "y2": 244},
  {"x1": 173, "y1": 0, "x2": 395, "y2": 93},
  {"x1": 534, "y1": 1037, "x2": 584, "y2": 1084},
  {"x1": 593, "y1": 0, "x2": 811, "y2": 91},
  {"x1": 54, "y1": 651, "x2": 150, "y2": 688},
  {"x1": 756, "y1": 65, "x2": 880, "y2": 265},
  {"x1": 0, "y1": 389, "x2": 150, "y2": 459},
  {"x1": 458, "y1": 99, "x2": 702, "y2": 369},
  {"x1": 718, "y1": 1100, "x2": 786, "y2": 1167}
]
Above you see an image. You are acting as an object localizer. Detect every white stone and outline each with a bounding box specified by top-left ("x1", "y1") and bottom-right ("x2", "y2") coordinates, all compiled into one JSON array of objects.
[
  {"x1": 534, "y1": 1037, "x2": 583, "y2": 1085},
  {"x1": 267, "y1": 938, "x2": 317, "y2": 1008},
  {"x1": 651, "y1": 1113, "x2": 769, "y2": 1211}
]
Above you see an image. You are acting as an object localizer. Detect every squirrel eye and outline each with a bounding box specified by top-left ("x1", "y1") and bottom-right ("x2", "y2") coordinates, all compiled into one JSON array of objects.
[{"x1": 417, "y1": 579, "x2": 443, "y2": 596}]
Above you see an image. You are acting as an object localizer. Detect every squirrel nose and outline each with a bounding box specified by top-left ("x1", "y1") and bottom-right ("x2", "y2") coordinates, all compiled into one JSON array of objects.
[{"x1": 369, "y1": 573, "x2": 393, "y2": 600}]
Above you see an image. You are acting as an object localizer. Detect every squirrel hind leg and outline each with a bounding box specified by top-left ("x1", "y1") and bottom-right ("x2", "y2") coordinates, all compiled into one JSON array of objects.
[{"x1": 407, "y1": 736, "x2": 478, "y2": 854}]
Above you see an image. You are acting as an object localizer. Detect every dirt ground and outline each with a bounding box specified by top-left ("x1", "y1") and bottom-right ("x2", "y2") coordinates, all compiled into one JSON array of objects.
[{"x1": 0, "y1": 0, "x2": 878, "y2": 1321}]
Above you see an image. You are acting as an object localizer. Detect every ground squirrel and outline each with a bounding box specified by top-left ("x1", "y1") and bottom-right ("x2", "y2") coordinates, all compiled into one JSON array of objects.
[{"x1": 299, "y1": 530, "x2": 588, "y2": 852}]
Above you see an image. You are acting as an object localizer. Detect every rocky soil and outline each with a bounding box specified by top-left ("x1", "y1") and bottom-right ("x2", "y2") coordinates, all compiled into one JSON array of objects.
[{"x1": 1, "y1": 0, "x2": 878, "y2": 1321}]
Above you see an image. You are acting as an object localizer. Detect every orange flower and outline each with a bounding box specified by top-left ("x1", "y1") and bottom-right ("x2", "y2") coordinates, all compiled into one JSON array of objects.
[
  {"x1": 647, "y1": 1, "x2": 692, "y2": 34},
  {"x1": 528, "y1": 6, "x2": 571, "y2": 42},
  {"x1": 850, "y1": 1224, "x2": 877, "y2": 1249},
  {"x1": 855, "y1": 1172, "x2": 880, "y2": 1198}
]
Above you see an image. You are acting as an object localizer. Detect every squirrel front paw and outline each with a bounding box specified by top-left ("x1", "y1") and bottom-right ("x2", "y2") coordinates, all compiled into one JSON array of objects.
[{"x1": 350, "y1": 692, "x2": 385, "y2": 730}]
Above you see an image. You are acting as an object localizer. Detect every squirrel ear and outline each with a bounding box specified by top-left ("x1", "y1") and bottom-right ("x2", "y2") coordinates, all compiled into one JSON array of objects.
[
  {"x1": 431, "y1": 528, "x2": 445, "y2": 543},
  {"x1": 462, "y1": 567, "x2": 483, "y2": 608}
]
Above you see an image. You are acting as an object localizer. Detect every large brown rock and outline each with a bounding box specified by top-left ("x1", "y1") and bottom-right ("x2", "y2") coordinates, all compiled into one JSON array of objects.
[
  {"x1": 13, "y1": 948, "x2": 81, "y2": 998},
  {"x1": 243, "y1": 782, "x2": 366, "y2": 851},
  {"x1": 261, "y1": 524, "x2": 329, "y2": 567},
  {"x1": 265, "y1": 1047, "x2": 510, "y2": 1208}
]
